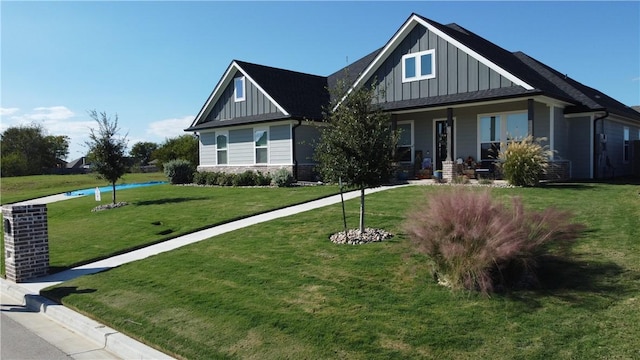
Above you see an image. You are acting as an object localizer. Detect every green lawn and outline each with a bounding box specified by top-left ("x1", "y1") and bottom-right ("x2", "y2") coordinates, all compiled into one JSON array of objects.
[
  {"x1": 42, "y1": 183, "x2": 640, "y2": 359},
  {"x1": 1, "y1": 173, "x2": 167, "y2": 204},
  {"x1": 2, "y1": 183, "x2": 340, "y2": 273}
]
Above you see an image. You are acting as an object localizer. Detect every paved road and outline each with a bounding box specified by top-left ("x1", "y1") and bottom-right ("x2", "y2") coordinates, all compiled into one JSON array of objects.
[
  {"x1": 1, "y1": 312, "x2": 70, "y2": 360},
  {"x1": 0, "y1": 288, "x2": 120, "y2": 360}
]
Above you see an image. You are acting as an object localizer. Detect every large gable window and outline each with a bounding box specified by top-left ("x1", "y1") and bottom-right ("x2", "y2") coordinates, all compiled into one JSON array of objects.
[
  {"x1": 254, "y1": 128, "x2": 268, "y2": 164},
  {"x1": 234, "y1": 76, "x2": 245, "y2": 102},
  {"x1": 402, "y1": 49, "x2": 436, "y2": 83}
]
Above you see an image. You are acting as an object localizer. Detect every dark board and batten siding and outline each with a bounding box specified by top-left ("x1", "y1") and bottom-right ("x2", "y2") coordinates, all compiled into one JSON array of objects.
[
  {"x1": 206, "y1": 72, "x2": 282, "y2": 122},
  {"x1": 370, "y1": 25, "x2": 516, "y2": 104}
]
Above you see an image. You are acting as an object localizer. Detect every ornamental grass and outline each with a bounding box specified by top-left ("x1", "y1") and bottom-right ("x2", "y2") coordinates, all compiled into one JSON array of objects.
[
  {"x1": 404, "y1": 189, "x2": 584, "y2": 295},
  {"x1": 498, "y1": 135, "x2": 553, "y2": 186}
]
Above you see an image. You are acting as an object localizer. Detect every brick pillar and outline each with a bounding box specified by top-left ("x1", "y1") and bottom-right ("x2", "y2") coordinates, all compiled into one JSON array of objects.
[
  {"x1": 442, "y1": 160, "x2": 454, "y2": 181},
  {"x1": 2, "y1": 204, "x2": 50, "y2": 282}
]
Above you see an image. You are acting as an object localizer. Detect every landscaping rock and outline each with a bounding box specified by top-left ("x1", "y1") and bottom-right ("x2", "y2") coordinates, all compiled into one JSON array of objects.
[
  {"x1": 91, "y1": 202, "x2": 129, "y2": 212},
  {"x1": 329, "y1": 228, "x2": 393, "y2": 245}
]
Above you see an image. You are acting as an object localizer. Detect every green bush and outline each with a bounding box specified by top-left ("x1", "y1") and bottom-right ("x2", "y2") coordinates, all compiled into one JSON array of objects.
[
  {"x1": 404, "y1": 189, "x2": 583, "y2": 295},
  {"x1": 272, "y1": 168, "x2": 294, "y2": 187},
  {"x1": 233, "y1": 171, "x2": 256, "y2": 187},
  {"x1": 255, "y1": 171, "x2": 272, "y2": 186},
  {"x1": 498, "y1": 136, "x2": 552, "y2": 187},
  {"x1": 193, "y1": 171, "x2": 208, "y2": 185},
  {"x1": 164, "y1": 159, "x2": 195, "y2": 184}
]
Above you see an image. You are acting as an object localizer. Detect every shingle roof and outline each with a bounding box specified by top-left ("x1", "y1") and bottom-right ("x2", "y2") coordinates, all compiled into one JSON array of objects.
[
  {"x1": 190, "y1": 13, "x2": 640, "y2": 130},
  {"x1": 235, "y1": 60, "x2": 328, "y2": 120}
]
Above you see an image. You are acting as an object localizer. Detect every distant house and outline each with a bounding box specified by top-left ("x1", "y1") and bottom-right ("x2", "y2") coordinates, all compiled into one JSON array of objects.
[
  {"x1": 65, "y1": 156, "x2": 91, "y2": 174},
  {"x1": 186, "y1": 13, "x2": 640, "y2": 181}
]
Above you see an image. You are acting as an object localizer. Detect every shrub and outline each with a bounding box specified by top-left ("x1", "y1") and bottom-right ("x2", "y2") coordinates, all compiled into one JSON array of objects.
[
  {"x1": 272, "y1": 168, "x2": 295, "y2": 187},
  {"x1": 233, "y1": 170, "x2": 256, "y2": 187},
  {"x1": 164, "y1": 159, "x2": 195, "y2": 184},
  {"x1": 404, "y1": 189, "x2": 583, "y2": 295},
  {"x1": 498, "y1": 136, "x2": 553, "y2": 187},
  {"x1": 193, "y1": 171, "x2": 208, "y2": 185},
  {"x1": 255, "y1": 171, "x2": 272, "y2": 186},
  {"x1": 204, "y1": 172, "x2": 220, "y2": 186},
  {"x1": 216, "y1": 172, "x2": 234, "y2": 186}
]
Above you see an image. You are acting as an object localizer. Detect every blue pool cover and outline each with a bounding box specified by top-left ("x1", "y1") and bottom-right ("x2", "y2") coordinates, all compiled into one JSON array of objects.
[{"x1": 65, "y1": 181, "x2": 167, "y2": 196}]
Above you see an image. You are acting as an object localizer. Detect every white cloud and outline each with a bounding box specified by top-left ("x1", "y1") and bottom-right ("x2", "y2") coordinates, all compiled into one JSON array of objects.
[
  {"x1": 146, "y1": 115, "x2": 194, "y2": 140},
  {"x1": 0, "y1": 107, "x2": 20, "y2": 116},
  {"x1": 632, "y1": 77, "x2": 640, "y2": 82}
]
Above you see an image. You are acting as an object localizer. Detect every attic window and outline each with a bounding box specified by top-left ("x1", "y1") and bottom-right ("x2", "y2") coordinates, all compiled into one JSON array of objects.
[
  {"x1": 234, "y1": 76, "x2": 245, "y2": 102},
  {"x1": 402, "y1": 49, "x2": 436, "y2": 83}
]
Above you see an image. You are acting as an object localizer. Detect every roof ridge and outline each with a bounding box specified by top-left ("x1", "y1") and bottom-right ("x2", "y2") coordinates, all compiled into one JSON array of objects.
[{"x1": 234, "y1": 60, "x2": 326, "y2": 79}]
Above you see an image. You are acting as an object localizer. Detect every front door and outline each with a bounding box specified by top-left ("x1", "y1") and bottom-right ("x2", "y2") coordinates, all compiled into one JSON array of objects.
[{"x1": 434, "y1": 120, "x2": 453, "y2": 170}]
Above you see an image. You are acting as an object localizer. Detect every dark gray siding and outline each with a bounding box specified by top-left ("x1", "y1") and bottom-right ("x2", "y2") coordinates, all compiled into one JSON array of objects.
[
  {"x1": 567, "y1": 116, "x2": 592, "y2": 179},
  {"x1": 370, "y1": 25, "x2": 516, "y2": 104},
  {"x1": 295, "y1": 124, "x2": 319, "y2": 165},
  {"x1": 553, "y1": 107, "x2": 569, "y2": 159},
  {"x1": 206, "y1": 71, "x2": 282, "y2": 122}
]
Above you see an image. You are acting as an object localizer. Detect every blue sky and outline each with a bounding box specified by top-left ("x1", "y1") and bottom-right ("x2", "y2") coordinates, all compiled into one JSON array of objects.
[{"x1": 2, "y1": 1, "x2": 639, "y2": 160}]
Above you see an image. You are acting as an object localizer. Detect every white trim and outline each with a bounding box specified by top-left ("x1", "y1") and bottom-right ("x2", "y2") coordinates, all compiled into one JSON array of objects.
[
  {"x1": 254, "y1": 127, "x2": 269, "y2": 165},
  {"x1": 190, "y1": 61, "x2": 290, "y2": 128},
  {"x1": 396, "y1": 120, "x2": 415, "y2": 163},
  {"x1": 589, "y1": 114, "x2": 594, "y2": 178},
  {"x1": 338, "y1": 14, "x2": 534, "y2": 109},
  {"x1": 216, "y1": 130, "x2": 229, "y2": 165},
  {"x1": 234, "y1": 76, "x2": 246, "y2": 102},
  {"x1": 549, "y1": 105, "x2": 555, "y2": 153},
  {"x1": 477, "y1": 110, "x2": 528, "y2": 160},
  {"x1": 401, "y1": 49, "x2": 436, "y2": 83},
  {"x1": 623, "y1": 126, "x2": 630, "y2": 163}
]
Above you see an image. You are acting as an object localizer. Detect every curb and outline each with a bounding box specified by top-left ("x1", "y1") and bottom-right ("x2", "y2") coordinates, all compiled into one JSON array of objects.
[{"x1": 1, "y1": 279, "x2": 174, "y2": 360}]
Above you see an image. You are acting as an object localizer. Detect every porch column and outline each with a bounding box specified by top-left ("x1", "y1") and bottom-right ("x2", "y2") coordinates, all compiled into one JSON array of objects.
[
  {"x1": 528, "y1": 99, "x2": 534, "y2": 137},
  {"x1": 443, "y1": 108, "x2": 454, "y2": 181}
]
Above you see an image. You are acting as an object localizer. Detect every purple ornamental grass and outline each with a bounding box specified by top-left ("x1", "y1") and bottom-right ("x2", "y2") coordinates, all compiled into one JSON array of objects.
[{"x1": 404, "y1": 189, "x2": 583, "y2": 294}]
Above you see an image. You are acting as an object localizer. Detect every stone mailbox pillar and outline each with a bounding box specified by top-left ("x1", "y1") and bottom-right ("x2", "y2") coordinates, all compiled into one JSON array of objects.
[{"x1": 2, "y1": 204, "x2": 50, "y2": 282}]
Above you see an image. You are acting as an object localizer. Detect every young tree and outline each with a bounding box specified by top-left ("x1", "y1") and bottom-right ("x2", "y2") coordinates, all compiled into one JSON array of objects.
[
  {"x1": 85, "y1": 110, "x2": 128, "y2": 204},
  {"x1": 314, "y1": 81, "x2": 398, "y2": 233}
]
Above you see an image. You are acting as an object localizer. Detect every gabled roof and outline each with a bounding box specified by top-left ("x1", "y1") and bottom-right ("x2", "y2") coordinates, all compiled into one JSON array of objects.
[
  {"x1": 187, "y1": 61, "x2": 328, "y2": 131},
  {"x1": 188, "y1": 13, "x2": 640, "y2": 131}
]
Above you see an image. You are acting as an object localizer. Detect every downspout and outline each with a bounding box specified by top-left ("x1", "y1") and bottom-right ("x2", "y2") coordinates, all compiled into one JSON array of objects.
[
  {"x1": 592, "y1": 110, "x2": 609, "y2": 179},
  {"x1": 292, "y1": 119, "x2": 302, "y2": 180}
]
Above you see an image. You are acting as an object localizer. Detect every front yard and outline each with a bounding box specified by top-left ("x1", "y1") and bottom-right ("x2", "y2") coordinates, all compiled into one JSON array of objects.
[{"x1": 41, "y1": 183, "x2": 640, "y2": 359}]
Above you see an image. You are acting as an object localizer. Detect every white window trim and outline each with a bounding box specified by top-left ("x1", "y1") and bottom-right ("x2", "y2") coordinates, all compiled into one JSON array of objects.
[
  {"x1": 397, "y1": 120, "x2": 415, "y2": 163},
  {"x1": 477, "y1": 110, "x2": 528, "y2": 160},
  {"x1": 623, "y1": 126, "x2": 630, "y2": 163},
  {"x1": 402, "y1": 49, "x2": 436, "y2": 83},
  {"x1": 234, "y1": 76, "x2": 245, "y2": 102},
  {"x1": 216, "y1": 130, "x2": 229, "y2": 166},
  {"x1": 254, "y1": 127, "x2": 269, "y2": 164}
]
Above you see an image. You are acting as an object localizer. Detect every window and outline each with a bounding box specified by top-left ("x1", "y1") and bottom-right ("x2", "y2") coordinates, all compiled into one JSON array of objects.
[
  {"x1": 479, "y1": 112, "x2": 528, "y2": 160},
  {"x1": 216, "y1": 133, "x2": 228, "y2": 165},
  {"x1": 254, "y1": 128, "x2": 268, "y2": 164},
  {"x1": 234, "y1": 76, "x2": 245, "y2": 102},
  {"x1": 402, "y1": 49, "x2": 436, "y2": 83},
  {"x1": 396, "y1": 121, "x2": 414, "y2": 162},
  {"x1": 623, "y1": 127, "x2": 630, "y2": 163}
]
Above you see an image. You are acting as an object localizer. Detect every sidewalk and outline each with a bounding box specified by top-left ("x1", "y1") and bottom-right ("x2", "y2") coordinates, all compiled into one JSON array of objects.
[{"x1": 2, "y1": 184, "x2": 405, "y2": 359}]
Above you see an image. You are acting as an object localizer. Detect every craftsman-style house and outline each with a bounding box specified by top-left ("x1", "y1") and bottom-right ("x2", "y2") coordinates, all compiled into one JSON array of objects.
[{"x1": 186, "y1": 13, "x2": 640, "y2": 181}]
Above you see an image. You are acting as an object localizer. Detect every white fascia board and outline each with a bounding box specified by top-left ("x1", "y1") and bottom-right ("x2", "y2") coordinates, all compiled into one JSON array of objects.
[
  {"x1": 339, "y1": 14, "x2": 534, "y2": 111},
  {"x1": 190, "y1": 62, "x2": 290, "y2": 128}
]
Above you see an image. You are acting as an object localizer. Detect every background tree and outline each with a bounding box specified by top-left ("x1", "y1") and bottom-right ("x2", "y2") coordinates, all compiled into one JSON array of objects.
[
  {"x1": 314, "y1": 81, "x2": 398, "y2": 233},
  {"x1": 1, "y1": 124, "x2": 70, "y2": 177},
  {"x1": 152, "y1": 134, "x2": 198, "y2": 169},
  {"x1": 85, "y1": 110, "x2": 128, "y2": 204},
  {"x1": 130, "y1": 141, "x2": 158, "y2": 166}
]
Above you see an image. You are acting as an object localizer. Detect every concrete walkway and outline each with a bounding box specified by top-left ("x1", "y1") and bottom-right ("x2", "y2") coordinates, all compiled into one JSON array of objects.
[{"x1": 2, "y1": 184, "x2": 407, "y2": 359}]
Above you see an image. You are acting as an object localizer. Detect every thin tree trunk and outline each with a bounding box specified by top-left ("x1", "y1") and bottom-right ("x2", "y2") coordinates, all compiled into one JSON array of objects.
[
  {"x1": 112, "y1": 182, "x2": 116, "y2": 204},
  {"x1": 359, "y1": 187, "x2": 365, "y2": 233}
]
